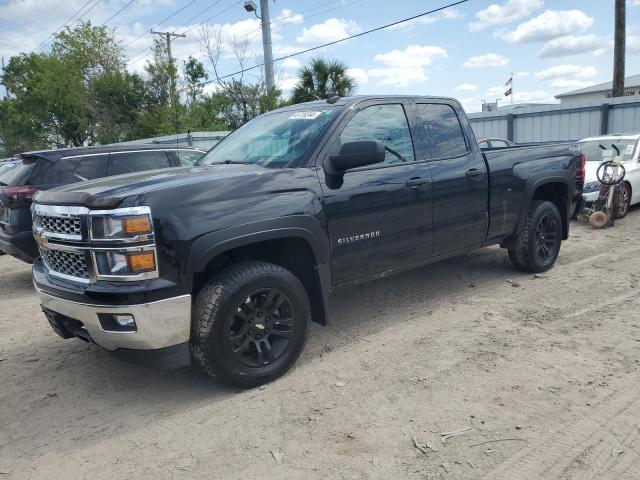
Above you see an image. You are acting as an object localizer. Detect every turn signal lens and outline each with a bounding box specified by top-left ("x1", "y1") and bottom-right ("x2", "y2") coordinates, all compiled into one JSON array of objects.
[
  {"x1": 122, "y1": 216, "x2": 152, "y2": 236},
  {"x1": 126, "y1": 252, "x2": 156, "y2": 272}
]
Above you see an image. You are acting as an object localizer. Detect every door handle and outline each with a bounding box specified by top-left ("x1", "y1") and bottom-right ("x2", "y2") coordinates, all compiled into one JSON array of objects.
[
  {"x1": 406, "y1": 177, "x2": 430, "y2": 187},
  {"x1": 465, "y1": 168, "x2": 484, "y2": 178}
]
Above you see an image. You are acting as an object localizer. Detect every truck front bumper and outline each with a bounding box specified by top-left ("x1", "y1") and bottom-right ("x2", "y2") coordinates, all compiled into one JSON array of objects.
[{"x1": 36, "y1": 286, "x2": 192, "y2": 365}]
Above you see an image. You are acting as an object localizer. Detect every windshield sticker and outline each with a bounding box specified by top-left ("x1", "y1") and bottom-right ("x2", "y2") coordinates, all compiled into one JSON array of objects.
[
  {"x1": 625, "y1": 144, "x2": 634, "y2": 155},
  {"x1": 289, "y1": 111, "x2": 323, "y2": 120}
]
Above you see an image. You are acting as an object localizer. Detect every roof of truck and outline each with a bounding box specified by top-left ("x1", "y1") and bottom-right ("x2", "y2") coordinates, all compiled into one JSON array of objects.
[{"x1": 274, "y1": 95, "x2": 461, "y2": 112}]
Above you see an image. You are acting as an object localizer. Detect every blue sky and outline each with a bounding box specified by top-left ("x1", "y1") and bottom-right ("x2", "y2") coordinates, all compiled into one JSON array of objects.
[{"x1": 1, "y1": 0, "x2": 639, "y2": 112}]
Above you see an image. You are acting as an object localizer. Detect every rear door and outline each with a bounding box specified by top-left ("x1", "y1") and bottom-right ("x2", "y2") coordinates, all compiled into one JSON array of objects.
[
  {"x1": 413, "y1": 102, "x2": 489, "y2": 256},
  {"x1": 318, "y1": 100, "x2": 434, "y2": 284}
]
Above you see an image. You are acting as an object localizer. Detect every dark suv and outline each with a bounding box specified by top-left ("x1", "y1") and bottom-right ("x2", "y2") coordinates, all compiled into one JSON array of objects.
[{"x1": 0, "y1": 144, "x2": 205, "y2": 262}]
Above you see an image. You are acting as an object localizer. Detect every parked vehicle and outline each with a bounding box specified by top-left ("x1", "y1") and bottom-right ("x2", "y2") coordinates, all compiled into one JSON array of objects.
[
  {"x1": 32, "y1": 96, "x2": 582, "y2": 387},
  {"x1": 0, "y1": 144, "x2": 205, "y2": 263},
  {"x1": 478, "y1": 137, "x2": 516, "y2": 149},
  {"x1": 578, "y1": 134, "x2": 640, "y2": 218}
]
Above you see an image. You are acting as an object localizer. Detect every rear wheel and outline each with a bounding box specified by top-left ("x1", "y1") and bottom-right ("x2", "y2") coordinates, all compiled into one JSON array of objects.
[
  {"x1": 508, "y1": 200, "x2": 562, "y2": 273},
  {"x1": 191, "y1": 261, "x2": 310, "y2": 388}
]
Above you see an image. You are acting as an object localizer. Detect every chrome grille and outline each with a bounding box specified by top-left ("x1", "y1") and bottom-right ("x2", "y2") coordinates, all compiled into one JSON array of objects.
[
  {"x1": 41, "y1": 248, "x2": 89, "y2": 280},
  {"x1": 33, "y1": 214, "x2": 82, "y2": 237}
]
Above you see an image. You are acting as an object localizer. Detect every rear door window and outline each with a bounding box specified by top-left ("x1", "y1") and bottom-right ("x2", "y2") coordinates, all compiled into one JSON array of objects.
[
  {"x1": 414, "y1": 104, "x2": 469, "y2": 160},
  {"x1": 108, "y1": 151, "x2": 172, "y2": 176},
  {"x1": 491, "y1": 140, "x2": 510, "y2": 148},
  {"x1": 73, "y1": 154, "x2": 108, "y2": 180},
  {"x1": 44, "y1": 158, "x2": 83, "y2": 184}
]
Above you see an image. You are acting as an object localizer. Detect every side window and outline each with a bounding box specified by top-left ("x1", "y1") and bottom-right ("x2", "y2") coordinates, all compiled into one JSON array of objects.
[
  {"x1": 478, "y1": 141, "x2": 489, "y2": 149},
  {"x1": 415, "y1": 104, "x2": 468, "y2": 160},
  {"x1": 43, "y1": 158, "x2": 81, "y2": 184},
  {"x1": 492, "y1": 140, "x2": 509, "y2": 148},
  {"x1": 74, "y1": 154, "x2": 108, "y2": 180},
  {"x1": 339, "y1": 104, "x2": 415, "y2": 165},
  {"x1": 176, "y1": 150, "x2": 205, "y2": 166},
  {"x1": 108, "y1": 151, "x2": 171, "y2": 176}
]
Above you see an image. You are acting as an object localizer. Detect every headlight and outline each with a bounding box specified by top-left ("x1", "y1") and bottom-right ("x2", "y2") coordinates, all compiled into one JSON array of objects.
[
  {"x1": 583, "y1": 181, "x2": 600, "y2": 192},
  {"x1": 94, "y1": 249, "x2": 157, "y2": 278},
  {"x1": 90, "y1": 207, "x2": 153, "y2": 241}
]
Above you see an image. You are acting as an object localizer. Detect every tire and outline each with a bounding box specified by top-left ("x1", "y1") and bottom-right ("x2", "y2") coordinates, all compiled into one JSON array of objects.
[
  {"x1": 614, "y1": 182, "x2": 631, "y2": 219},
  {"x1": 508, "y1": 200, "x2": 563, "y2": 273},
  {"x1": 191, "y1": 261, "x2": 310, "y2": 388}
]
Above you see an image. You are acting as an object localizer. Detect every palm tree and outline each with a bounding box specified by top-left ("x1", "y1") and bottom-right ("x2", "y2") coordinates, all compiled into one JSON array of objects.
[{"x1": 291, "y1": 58, "x2": 356, "y2": 104}]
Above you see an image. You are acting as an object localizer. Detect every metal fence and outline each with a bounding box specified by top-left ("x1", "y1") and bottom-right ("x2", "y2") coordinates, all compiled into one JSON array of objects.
[
  {"x1": 468, "y1": 95, "x2": 640, "y2": 144},
  {"x1": 111, "y1": 131, "x2": 230, "y2": 151}
]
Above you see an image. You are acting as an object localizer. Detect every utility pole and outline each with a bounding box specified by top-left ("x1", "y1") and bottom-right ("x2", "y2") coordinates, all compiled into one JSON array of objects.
[
  {"x1": 1, "y1": 57, "x2": 7, "y2": 99},
  {"x1": 612, "y1": 0, "x2": 626, "y2": 97},
  {"x1": 151, "y1": 30, "x2": 186, "y2": 103},
  {"x1": 244, "y1": 1, "x2": 275, "y2": 92}
]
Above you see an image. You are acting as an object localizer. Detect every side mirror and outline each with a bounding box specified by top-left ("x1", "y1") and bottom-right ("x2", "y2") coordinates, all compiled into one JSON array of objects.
[{"x1": 327, "y1": 141, "x2": 385, "y2": 174}]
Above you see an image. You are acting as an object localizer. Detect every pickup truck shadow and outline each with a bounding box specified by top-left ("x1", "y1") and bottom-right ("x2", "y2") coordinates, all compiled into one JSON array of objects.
[{"x1": 2, "y1": 246, "x2": 519, "y2": 462}]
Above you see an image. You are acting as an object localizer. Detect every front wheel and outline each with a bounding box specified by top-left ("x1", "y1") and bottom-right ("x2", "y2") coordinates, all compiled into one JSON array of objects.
[
  {"x1": 508, "y1": 200, "x2": 563, "y2": 273},
  {"x1": 614, "y1": 182, "x2": 631, "y2": 219},
  {"x1": 191, "y1": 261, "x2": 310, "y2": 388}
]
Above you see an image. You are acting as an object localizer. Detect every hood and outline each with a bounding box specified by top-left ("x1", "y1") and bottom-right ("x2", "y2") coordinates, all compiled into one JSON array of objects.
[{"x1": 34, "y1": 164, "x2": 268, "y2": 208}]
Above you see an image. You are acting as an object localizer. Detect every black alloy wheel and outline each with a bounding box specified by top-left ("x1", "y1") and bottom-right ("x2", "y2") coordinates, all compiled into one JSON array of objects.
[
  {"x1": 228, "y1": 288, "x2": 295, "y2": 368},
  {"x1": 534, "y1": 212, "x2": 560, "y2": 263}
]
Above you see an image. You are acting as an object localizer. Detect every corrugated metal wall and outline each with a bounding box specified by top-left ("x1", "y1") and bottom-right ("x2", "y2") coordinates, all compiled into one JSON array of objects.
[{"x1": 468, "y1": 96, "x2": 640, "y2": 143}]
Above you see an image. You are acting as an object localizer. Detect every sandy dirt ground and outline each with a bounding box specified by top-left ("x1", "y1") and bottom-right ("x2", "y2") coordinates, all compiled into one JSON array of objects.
[{"x1": 1, "y1": 209, "x2": 640, "y2": 479}]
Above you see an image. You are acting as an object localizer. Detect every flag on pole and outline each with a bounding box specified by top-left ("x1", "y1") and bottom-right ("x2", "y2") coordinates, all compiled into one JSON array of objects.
[
  {"x1": 504, "y1": 87, "x2": 512, "y2": 97},
  {"x1": 505, "y1": 75, "x2": 513, "y2": 87}
]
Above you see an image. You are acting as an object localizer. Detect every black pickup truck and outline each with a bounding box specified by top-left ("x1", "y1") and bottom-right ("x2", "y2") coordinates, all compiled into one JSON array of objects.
[{"x1": 32, "y1": 96, "x2": 582, "y2": 387}]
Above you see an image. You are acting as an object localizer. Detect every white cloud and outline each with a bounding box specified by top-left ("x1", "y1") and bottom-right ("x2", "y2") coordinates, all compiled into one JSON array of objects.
[
  {"x1": 367, "y1": 45, "x2": 447, "y2": 87},
  {"x1": 630, "y1": 0, "x2": 640, "y2": 6},
  {"x1": 347, "y1": 67, "x2": 369, "y2": 85},
  {"x1": 628, "y1": 35, "x2": 640, "y2": 53},
  {"x1": 463, "y1": 53, "x2": 510, "y2": 68},
  {"x1": 537, "y1": 34, "x2": 602, "y2": 58},
  {"x1": 391, "y1": 8, "x2": 463, "y2": 30},
  {"x1": 516, "y1": 71, "x2": 529, "y2": 76},
  {"x1": 368, "y1": 67, "x2": 428, "y2": 87},
  {"x1": 456, "y1": 83, "x2": 478, "y2": 92},
  {"x1": 549, "y1": 79, "x2": 592, "y2": 90},
  {"x1": 374, "y1": 45, "x2": 447, "y2": 68},
  {"x1": 468, "y1": 0, "x2": 543, "y2": 32},
  {"x1": 502, "y1": 10, "x2": 593, "y2": 43},
  {"x1": 280, "y1": 58, "x2": 301, "y2": 70},
  {"x1": 276, "y1": 9, "x2": 303, "y2": 25},
  {"x1": 296, "y1": 18, "x2": 360, "y2": 44},
  {"x1": 534, "y1": 64, "x2": 597, "y2": 81},
  {"x1": 277, "y1": 76, "x2": 298, "y2": 93}
]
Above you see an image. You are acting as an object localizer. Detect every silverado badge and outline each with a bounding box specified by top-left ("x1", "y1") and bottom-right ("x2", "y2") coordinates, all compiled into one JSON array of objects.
[{"x1": 337, "y1": 231, "x2": 380, "y2": 246}]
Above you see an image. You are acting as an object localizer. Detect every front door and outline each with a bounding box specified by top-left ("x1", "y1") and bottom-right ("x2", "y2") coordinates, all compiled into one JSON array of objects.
[{"x1": 317, "y1": 101, "x2": 434, "y2": 285}]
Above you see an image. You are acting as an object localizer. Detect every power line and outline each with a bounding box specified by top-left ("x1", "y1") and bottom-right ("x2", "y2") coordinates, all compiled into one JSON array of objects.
[
  {"x1": 34, "y1": 0, "x2": 98, "y2": 51},
  {"x1": 203, "y1": 0, "x2": 471, "y2": 84},
  {"x1": 102, "y1": 0, "x2": 137, "y2": 26},
  {"x1": 123, "y1": 0, "x2": 202, "y2": 48},
  {"x1": 126, "y1": 0, "x2": 241, "y2": 66}
]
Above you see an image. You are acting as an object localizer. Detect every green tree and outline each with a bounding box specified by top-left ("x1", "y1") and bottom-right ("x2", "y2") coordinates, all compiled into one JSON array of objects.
[
  {"x1": 291, "y1": 58, "x2": 356, "y2": 104},
  {"x1": 183, "y1": 56, "x2": 208, "y2": 105}
]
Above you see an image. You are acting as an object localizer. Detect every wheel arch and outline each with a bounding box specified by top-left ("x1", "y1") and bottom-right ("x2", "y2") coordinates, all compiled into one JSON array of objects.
[
  {"x1": 185, "y1": 220, "x2": 331, "y2": 326},
  {"x1": 518, "y1": 176, "x2": 571, "y2": 240}
]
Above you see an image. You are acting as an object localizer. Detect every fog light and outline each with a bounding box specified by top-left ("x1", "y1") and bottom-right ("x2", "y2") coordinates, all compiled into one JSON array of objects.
[
  {"x1": 114, "y1": 314, "x2": 135, "y2": 328},
  {"x1": 98, "y1": 313, "x2": 137, "y2": 332}
]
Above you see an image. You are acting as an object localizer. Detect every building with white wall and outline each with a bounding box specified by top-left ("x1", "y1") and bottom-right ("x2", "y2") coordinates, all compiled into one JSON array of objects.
[{"x1": 556, "y1": 74, "x2": 640, "y2": 105}]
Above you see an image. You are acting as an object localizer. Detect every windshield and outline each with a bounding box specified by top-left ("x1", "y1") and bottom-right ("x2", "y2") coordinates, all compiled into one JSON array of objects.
[
  {"x1": 579, "y1": 139, "x2": 638, "y2": 162},
  {"x1": 0, "y1": 161, "x2": 35, "y2": 186},
  {"x1": 197, "y1": 108, "x2": 339, "y2": 168},
  {"x1": 0, "y1": 161, "x2": 19, "y2": 181}
]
